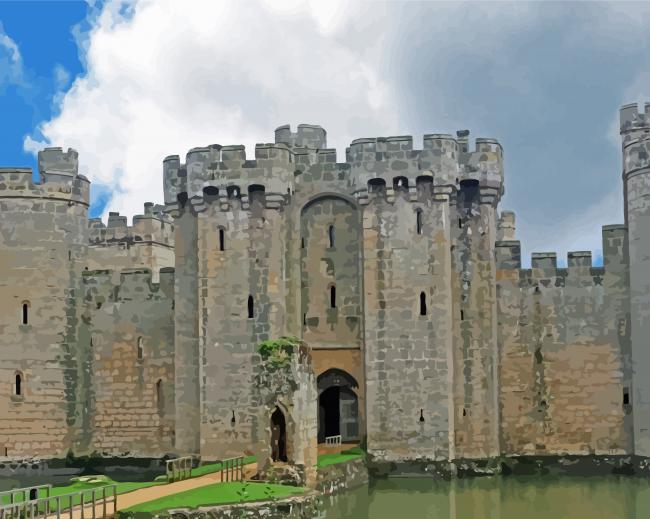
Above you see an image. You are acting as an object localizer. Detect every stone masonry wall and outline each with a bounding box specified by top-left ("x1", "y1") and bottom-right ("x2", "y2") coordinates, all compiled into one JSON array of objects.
[
  {"x1": 0, "y1": 150, "x2": 90, "y2": 459},
  {"x1": 197, "y1": 192, "x2": 286, "y2": 460},
  {"x1": 87, "y1": 203, "x2": 174, "y2": 282},
  {"x1": 362, "y1": 184, "x2": 454, "y2": 461},
  {"x1": 80, "y1": 268, "x2": 175, "y2": 456},
  {"x1": 497, "y1": 229, "x2": 632, "y2": 455}
]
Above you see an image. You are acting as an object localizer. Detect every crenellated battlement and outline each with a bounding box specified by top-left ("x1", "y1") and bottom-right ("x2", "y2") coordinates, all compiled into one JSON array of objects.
[
  {"x1": 0, "y1": 148, "x2": 89, "y2": 206},
  {"x1": 162, "y1": 125, "x2": 504, "y2": 211},
  {"x1": 88, "y1": 202, "x2": 173, "y2": 247},
  {"x1": 275, "y1": 123, "x2": 327, "y2": 149},
  {"x1": 82, "y1": 267, "x2": 175, "y2": 303},
  {"x1": 620, "y1": 102, "x2": 650, "y2": 136}
]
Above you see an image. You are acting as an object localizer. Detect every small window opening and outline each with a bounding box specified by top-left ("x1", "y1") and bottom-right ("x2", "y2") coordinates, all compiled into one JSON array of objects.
[
  {"x1": 623, "y1": 388, "x2": 630, "y2": 405},
  {"x1": 68, "y1": 250, "x2": 72, "y2": 261},
  {"x1": 137, "y1": 337, "x2": 144, "y2": 360},
  {"x1": 330, "y1": 285, "x2": 337, "y2": 309},
  {"x1": 219, "y1": 229, "x2": 225, "y2": 251},
  {"x1": 301, "y1": 237, "x2": 305, "y2": 249},
  {"x1": 328, "y1": 225, "x2": 335, "y2": 248},
  {"x1": 156, "y1": 379, "x2": 164, "y2": 416},
  {"x1": 248, "y1": 295, "x2": 254, "y2": 319},
  {"x1": 460, "y1": 309, "x2": 464, "y2": 321},
  {"x1": 21, "y1": 303, "x2": 29, "y2": 325},
  {"x1": 15, "y1": 373, "x2": 22, "y2": 396},
  {"x1": 462, "y1": 408, "x2": 467, "y2": 417},
  {"x1": 416, "y1": 210, "x2": 423, "y2": 235},
  {"x1": 419, "y1": 292, "x2": 427, "y2": 316},
  {"x1": 303, "y1": 313, "x2": 307, "y2": 326},
  {"x1": 458, "y1": 218, "x2": 462, "y2": 229}
]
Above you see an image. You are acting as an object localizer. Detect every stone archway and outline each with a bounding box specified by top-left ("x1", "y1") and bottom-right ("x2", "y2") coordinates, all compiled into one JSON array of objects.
[
  {"x1": 317, "y1": 369, "x2": 359, "y2": 443},
  {"x1": 271, "y1": 406, "x2": 287, "y2": 462}
]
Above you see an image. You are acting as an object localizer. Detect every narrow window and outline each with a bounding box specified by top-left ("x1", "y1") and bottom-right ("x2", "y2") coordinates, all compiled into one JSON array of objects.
[
  {"x1": 301, "y1": 237, "x2": 305, "y2": 249},
  {"x1": 22, "y1": 303, "x2": 29, "y2": 325},
  {"x1": 416, "y1": 210, "x2": 423, "y2": 235},
  {"x1": 156, "y1": 379, "x2": 164, "y2": 416},
  {"x1": 15, "y1": 373, "x2": 22, "y2": 396},
  {"x1": 248, "y1": 295, "x2": 254, "y2": 319},
  {"x1": 460, "y1": 309, "x2": 464, "y2": 321},
  {"x1": 458, "y1": 218, "x2": 462, "y2": 229},
  {"x1": 419, "y1": 292, "x2": 427, "y2": 316},
  {"x1": 623, "y1": 388, "x2": 630, "y2": 405},
  {"x1": 219, "y1": 229, "x2": 225, "y2": 251},
  {"x1": 68, "y1": 250, "x2": 72, "y2": 261},
  {"x1": 330, "y1": 285, "x2": 337, "y2": 308},
  {"x1": 137, "y1": 337, "x2": 144, "y2": 360},
  {"x1": 328, "y1": 225, "x2": 335, "y2": 248},
  {"x1": 303, "y1": 313, "x2": 307, "y2": 326}
]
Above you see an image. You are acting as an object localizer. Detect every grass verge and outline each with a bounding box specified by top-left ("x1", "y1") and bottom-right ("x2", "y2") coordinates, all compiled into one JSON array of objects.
[
  {"x1": 122, "y1": 482, "x2": 305, "y2": 513},
  {"x1": 317, "y1": 447, "x2": 364, "y2": 469}
]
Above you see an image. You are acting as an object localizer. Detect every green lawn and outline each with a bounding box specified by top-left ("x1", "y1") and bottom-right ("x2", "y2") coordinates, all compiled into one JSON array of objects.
[
  {"x1": 122, "y1": 482, "x2": 305, "y2": 513},
  {"x1": 1, "y1": 455, "x2": 258, "y2": 509},
  {"x1": 317, "y1": 447, "x2": 364, "y2": 468},
  {"x1": 1, "y1": 477, "x2": 163, "y2": 509}
]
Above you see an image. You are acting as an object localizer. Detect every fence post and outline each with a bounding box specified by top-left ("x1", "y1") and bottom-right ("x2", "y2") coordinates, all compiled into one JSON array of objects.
[{"x1": 56, "y1": 496, "x2": 61, "y2": 519}]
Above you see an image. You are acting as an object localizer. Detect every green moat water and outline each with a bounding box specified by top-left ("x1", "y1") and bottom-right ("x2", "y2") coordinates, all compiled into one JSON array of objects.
[{"x1": 320, "y1": 476, "x2": 650, "y2": 518}]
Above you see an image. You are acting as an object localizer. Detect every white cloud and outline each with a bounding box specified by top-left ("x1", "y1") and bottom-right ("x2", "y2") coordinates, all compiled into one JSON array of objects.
[
  {"x1": 0, "y1": 22, "x2": 24, "y2": 87},
  {"x1": 26, "y1": 0, "x2": 400, "y2": 219}
]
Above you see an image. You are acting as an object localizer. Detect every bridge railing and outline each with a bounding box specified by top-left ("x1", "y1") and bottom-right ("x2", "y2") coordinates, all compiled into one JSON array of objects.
[
  {"x1": 0, "y1": 484, "x2": 117, "y2": 519},
  {"x1": 166, "y1": 456, "x2": 193, "y2": 483},
  {"x1": 325, "y1": 435, "x2": 342, "y2": 446},
  {"x1": 219, "y1": 456, "x2": 244, "y2": 482},
  {"x1": 0, "y1": 485, "x2": 52, "y2": 506}
]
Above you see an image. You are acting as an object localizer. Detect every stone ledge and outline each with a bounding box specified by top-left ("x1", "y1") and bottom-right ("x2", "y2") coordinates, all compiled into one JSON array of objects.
[{"x1": 367, "y1": 454, "x2": 650, "y2": 479}]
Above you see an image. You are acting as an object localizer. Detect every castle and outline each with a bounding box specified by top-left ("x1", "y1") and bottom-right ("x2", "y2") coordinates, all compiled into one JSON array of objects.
[{"x1": 1, "y1": 102, "x2": 649, "y2": 471}]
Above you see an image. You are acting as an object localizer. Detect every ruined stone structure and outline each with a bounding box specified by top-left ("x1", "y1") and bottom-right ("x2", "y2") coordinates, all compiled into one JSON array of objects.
[{"x1": 0, "y1": 102, "x2": 648, "y2": 469}]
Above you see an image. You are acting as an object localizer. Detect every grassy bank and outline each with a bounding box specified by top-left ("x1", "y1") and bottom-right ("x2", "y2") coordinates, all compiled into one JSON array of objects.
[
  {"x1": 317, "y1": 447, "x2": 364, "y2": 468},
  {"x1": 121, "y1": 482, "x2": 305, "y2": 514}
]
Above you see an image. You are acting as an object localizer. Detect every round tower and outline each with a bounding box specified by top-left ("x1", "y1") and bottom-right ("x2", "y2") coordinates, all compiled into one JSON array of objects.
[
  {"x1": 621, "y1": 102, "x2": 650, "y2": 457},
  {"x1": 0, "y1": 147, "x2": 90, "y2": 459}
]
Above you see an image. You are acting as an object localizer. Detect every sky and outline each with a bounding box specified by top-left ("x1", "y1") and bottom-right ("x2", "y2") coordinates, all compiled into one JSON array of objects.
[{"x1": 1, "y1": 0, "x2": 649, "y2": 267}]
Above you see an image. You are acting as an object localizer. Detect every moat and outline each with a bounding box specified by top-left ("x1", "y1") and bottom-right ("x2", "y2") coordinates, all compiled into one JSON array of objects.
[{"x1": 320, "y1": 475, "x2": 650, "y2": 518}]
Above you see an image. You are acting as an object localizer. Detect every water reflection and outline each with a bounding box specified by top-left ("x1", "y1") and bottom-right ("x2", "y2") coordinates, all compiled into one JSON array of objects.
[{"x1": 322, "y1": 476, "x2": 650, "y2": 519}]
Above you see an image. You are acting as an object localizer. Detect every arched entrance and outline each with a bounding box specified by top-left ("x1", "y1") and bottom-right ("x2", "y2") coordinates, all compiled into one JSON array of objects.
[
  {"x1": 317, "y1": 369, "x2": 359, "y2": 443},
  {"x1": 270, "y1": 406, "x2": 287, "y2": 462}
]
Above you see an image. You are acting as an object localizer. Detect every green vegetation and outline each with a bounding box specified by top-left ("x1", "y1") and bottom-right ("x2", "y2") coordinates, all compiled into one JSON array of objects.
[
  {"x1": 1, "y1": 476, "x2": 162, "y2": 509},
  {"x1": 1, "y1": 456, "x2": 258, "y2": 510},
  {"x1": 122, "y1": 482, "x2": 305, "y2": 513},
  {"x1": 257, "y1": 336, "x2": 303, "y2": 369},
  {"x1": 317, "y1": 447, "x2": 365, "y2": 468}
]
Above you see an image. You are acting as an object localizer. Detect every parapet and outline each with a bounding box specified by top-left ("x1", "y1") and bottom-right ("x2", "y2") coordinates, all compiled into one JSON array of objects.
[
  {"x1": 495, "y1": 240, "x2": 521, "y2": 269},
  {"x1": 0, "y1": 147, "x2": 89, "y2": 207},
  {"x1": 88, "y1": 202, "x2": 174, "y2": 247},
  {"x1": 275, "y1": 124, "x2": 327, "y2": 149},
  {"x1": 567, "y1": 251, "x2": 592, "y2": 268},
  {"x1": 347, "y1": 130, "x2": 503, "y2": 203},
  {"x1": 497, "y1": 211, "x2": 516, "y2": 241},
  {"x1": 82, "y1": 267, "x2": 175, "y2": 303},
  {"x1": 620, "y1": 102, "x2": 650, "y2": 137},
  {"x1": 531, "y1": 252, "x2": 557, "y2": 270},
  {"x1": 163, "y1": 141, "x2": 295, "y2": 213}
]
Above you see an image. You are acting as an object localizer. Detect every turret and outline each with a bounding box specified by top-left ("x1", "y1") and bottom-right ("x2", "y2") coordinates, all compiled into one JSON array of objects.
[{"x1": 621, "y1": 102, "x2": 650, "y2": 457}]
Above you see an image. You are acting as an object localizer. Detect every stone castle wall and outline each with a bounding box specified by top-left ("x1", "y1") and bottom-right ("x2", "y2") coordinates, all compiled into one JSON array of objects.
[
  {"x1": 497, "y1": 227, "x2": 632, "y2": 455},
  {"x1": 87, "y1": 203, "x2": 174, "y2": 282},
  {"x1": 0, "y1": 108, "x2": 646, "y2": 466},
  {"x1": 80, "y1": 268, "x2": 175, "y2": 457},
  {"x1": 0, "y1": 149, "x2": 90, "y2": 458}
]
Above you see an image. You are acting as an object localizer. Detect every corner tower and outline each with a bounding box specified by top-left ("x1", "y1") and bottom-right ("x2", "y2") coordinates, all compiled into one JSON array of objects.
[
  {"x1": 0, "y1": 148, "x2": 90, "y2": 457},
  {"x1": 621, "y1": 102, "x2": 650, "y2": 456}
]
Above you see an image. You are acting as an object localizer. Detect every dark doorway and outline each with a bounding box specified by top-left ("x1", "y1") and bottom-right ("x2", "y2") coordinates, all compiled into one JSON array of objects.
[
  {"x1": 319, "y1": 386, "x2": 341, "y2": 442},
  {"x1": 270, "y1": 406, "x2": 287, "y2": 462}
]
